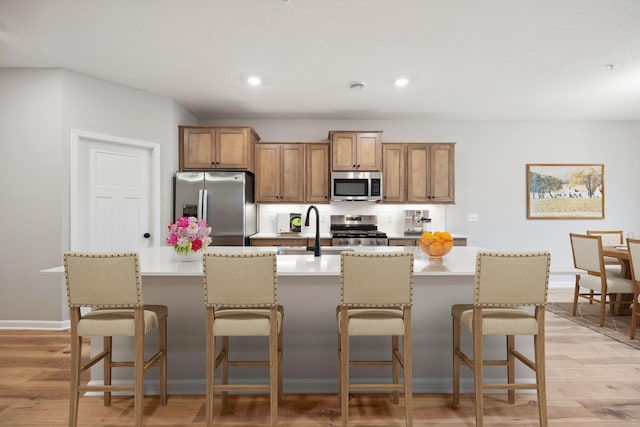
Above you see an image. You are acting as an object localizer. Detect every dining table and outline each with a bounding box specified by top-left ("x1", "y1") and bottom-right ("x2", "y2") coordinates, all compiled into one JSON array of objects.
[{"x1": 602, "y1": 245, "x2": 631, "y2": 278}]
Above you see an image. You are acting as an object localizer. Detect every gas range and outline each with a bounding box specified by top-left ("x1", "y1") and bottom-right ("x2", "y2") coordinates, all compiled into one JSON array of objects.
[{"x1": 330, "y1": 215, "x2": 389, "y2": 247}]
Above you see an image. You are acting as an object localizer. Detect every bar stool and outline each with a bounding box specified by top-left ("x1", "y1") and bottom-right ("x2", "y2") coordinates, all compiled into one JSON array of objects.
[
  {"x1": 451, "y1": 251, "x2": 550, "y2": 427},
  {"x1": 63, "y1": 252, "x2": 168, "y2": 427},
  {"x1": 203, "y1": 252, "x2": 283, "y2": 427},
  {"x1": 338, "y1": 251, "x2": 414, "y2": 427}
]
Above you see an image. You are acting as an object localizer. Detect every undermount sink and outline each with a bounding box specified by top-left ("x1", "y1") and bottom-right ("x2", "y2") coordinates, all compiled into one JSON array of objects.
[{"x1": 276, "y1": 247, "x2": 354, "y2": 256}]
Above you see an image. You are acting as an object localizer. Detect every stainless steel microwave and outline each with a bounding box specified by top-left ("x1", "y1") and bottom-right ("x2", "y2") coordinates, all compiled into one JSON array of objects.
[{"x1": 331, "y1": 171, "x2": 383, "y2": 201}]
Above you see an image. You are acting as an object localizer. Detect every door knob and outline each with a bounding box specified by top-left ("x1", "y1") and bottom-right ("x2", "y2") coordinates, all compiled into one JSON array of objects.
[{"x1": 143, "y1": 233, "x2": 151, "y2": 238}]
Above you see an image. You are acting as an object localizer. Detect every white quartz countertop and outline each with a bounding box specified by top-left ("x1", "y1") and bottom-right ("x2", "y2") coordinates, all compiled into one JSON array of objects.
[{"x1": 41, "y1": 246, "x2": 578, "y2": 278}]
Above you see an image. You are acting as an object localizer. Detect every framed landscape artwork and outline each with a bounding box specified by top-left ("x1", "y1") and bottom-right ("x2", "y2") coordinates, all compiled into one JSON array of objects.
[{"x1": 527, "y1": 163, "x2": 604, "y2": 219}]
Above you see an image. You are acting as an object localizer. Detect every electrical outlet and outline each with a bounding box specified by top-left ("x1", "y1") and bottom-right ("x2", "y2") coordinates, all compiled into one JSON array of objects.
[{"x1": 467, "y1": 213, "x2": 479, "y2": 222}]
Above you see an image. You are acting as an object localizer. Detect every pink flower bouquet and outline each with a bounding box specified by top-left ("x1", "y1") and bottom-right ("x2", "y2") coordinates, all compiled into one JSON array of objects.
[{"x1": 166, "y1": 216, "x2": 212, "y2": 255}]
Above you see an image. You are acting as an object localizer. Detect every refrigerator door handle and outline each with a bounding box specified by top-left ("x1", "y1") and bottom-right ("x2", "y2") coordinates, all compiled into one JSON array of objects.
[{"x1": 200, "y1": 189, "x2": 208, "y2": 221}]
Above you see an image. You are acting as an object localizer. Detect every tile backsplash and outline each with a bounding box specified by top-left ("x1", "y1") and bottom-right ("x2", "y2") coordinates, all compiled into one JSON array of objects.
[{"x1": 257, "y1": 203, "x2": 447, "y2": 236}]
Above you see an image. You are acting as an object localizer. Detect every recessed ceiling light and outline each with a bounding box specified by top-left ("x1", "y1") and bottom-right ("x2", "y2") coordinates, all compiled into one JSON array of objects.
[
  {"x1": 349, "y1": 81, "x2": 366, "y2": 91},
  {"x1": 394, "y1": 77, "x2": 409, "y2": 87},
  {"x1": 247, "y1": 76, "x2": 262, "y2": 86}
]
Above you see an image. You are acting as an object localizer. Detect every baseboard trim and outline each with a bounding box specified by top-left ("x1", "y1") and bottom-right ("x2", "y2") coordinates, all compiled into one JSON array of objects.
[{"x1": 0, "y1": 319, "x2": 70, "y2": 330}]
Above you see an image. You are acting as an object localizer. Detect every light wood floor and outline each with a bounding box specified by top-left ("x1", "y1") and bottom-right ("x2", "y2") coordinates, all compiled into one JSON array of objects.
[{"x1": 2, "y1": 289, "x2": 640, "y2": 426}]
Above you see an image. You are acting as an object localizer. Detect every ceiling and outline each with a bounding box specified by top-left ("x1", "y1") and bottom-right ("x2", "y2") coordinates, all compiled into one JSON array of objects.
[{"x1": 1, "y1": 0, "x2": 639, "y2": 120}]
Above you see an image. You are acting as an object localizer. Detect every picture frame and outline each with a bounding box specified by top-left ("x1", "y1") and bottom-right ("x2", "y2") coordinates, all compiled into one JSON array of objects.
[{"x1": 527, "y1": 163, "x2": 604, "y2": 219}]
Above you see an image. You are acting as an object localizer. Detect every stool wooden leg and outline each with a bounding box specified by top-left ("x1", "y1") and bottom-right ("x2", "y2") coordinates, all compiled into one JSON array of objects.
[
  {"x1": 278, "y1": 322, "x2": 284, "y2": 405},
  {"x1": 269, "y1": 307, "x2": 278, "y2": 427},
  {"x1": 507, "y1": 335, "x2": 515, "y2": 404},
  {"x1": 205, "y1": 309, "x2": 215, "y2": 427},
  {"x1": 103, "y1": 336, "x2": 112, "y2": 406},
  {"x1": 221, "y1": 336, "x2": 229, "y2": 405},
  {"x1": 473, "y1": 309, "x2": 484, "y2": 427},
  {"x1": 337, "y1": 325, "x2": 342, "y2": 404},
  {"x1": 69, "y1": 309, "x2": 81, "y2": 427},
  {"x1": 536, "y1": 309, "x2": 548, "y2": 427},
  {"x1": 134, "y1": 310, "x2": 144, "y2": 427},
  {"x1": 452, "y1": 316, "x2": 460, "y2": 408},
  {"x1": 160, "y1": 315, "x2": 167, "y2": 405},
  {"x1": 340, "y1": 307, "x2": 349, "y2": 427},
  {"x1": 392, "y1": 335, "x2": 400, "y2": 404},
  {"x1": 403, "y1": 307, "x2": 413, "y2": 427}
]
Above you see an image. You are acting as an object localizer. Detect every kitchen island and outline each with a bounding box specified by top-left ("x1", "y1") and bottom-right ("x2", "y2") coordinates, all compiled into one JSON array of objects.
[{"x1": 42, "y1": 246, "x2": 576, "y2": 395}]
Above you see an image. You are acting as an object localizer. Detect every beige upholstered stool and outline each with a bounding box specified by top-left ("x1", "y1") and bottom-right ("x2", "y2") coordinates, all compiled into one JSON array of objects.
[
  {"x1": 570, "y1": 233, "x2": 633, "y2": 327},
  {"x1": 203, "y1": 252, "x2": 283, "y2": 427},
  {"x1": 63, "y1": 252, "x2": 168, "y2": 427},
  {"x1": 451, "y1": 251, "x2": 550, "y2": 427},
  {"x1": 338, "y1": 251, "x2": 414, "y2": 427}
]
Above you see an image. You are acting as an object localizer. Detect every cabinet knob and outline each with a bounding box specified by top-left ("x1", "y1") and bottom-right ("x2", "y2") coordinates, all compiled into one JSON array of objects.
[
  {"x1": 143, "y1": 233, "x2": 151, "y2": 238},
  {"x1": 352, "y1": 164, "x2": 356, "y2": 168}
]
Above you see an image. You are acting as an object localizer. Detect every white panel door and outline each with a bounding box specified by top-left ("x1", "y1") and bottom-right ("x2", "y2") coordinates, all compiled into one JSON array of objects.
[
  {"x1": 71, "y1": 130, "x2": 160, "y2": 252},
  {"x1": 89, "y1": 145, "x2": 150, "y2": 251}
]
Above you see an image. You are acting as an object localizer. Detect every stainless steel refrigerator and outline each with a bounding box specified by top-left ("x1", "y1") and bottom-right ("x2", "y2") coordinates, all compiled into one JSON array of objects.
[{"x1": 173, "y1": 172, "x2": 256, "y2": 246}]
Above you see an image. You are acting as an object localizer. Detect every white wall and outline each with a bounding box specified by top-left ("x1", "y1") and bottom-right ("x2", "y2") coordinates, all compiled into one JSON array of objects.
[
  {"x1": 205, "y1": 118, "x2": 640, "y2": 268},
  {"x1": 0, "y1": 69, "x2": 197, "y2": 327},
  {"x1": 0, "y1": 69, "x2": 65, "y2": 326}
]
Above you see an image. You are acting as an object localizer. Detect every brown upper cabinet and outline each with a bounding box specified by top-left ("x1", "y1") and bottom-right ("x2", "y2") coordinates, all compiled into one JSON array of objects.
[
  {"x1": 382, "y1": 144, "x2": 406, "y2": 203},
  {"x1": 329, "y1": 131, "x2": 382, "y2": 171},
  {"x1": 382, "y1": 143, "x2": 455, "y2": 203},
  {"x1": 179, "y1": 126, "x2": 260, "y2": 172},
  {"x1": 305, "y1": 143, "x2": 330, "y2": 203},
  {"x1": 255, "y1": 143, "x2": 305, "y2": 203}
]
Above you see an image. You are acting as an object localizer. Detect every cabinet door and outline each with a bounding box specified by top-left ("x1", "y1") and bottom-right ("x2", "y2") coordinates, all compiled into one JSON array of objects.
[
  {"x1": 388, "y1": 238, "x2": 418, "y2": 246},
  {"x1": 355, "y1": 133, "x2": 382, "y2": 171},
  {"x1": 429, "y1": 144, "x2": 455, "y2": 203},
  {"x1": 216, "y1": 128, "x2": 249, "y2": 169},
  {"x1": 279, "y1": 144, "x2": 305, "y2": 203},
  {"x1": 181, "y1": 127, "x2": 216, "y2": 170},
  {"x1": 306, "y1": 144, "x2": 330, "y2": 203},
  {"x1": 406, "y1": 144, "x2": 430, "y2": 202},
  {"x1": 382, "y1": 144, "x2": 406, "y2": 202},
  {"x1": 255, "y1": 144, "x2": 280, "y2": 202},
  {"x1": 331, "y1": 133, "x2": 357, "y2": 170},
  {"x1": 407, "y1": 143, "x2": 455, "y2": 203},
  {"x1": 251, "y1": 238, "x2": 307, "y2": 247}
]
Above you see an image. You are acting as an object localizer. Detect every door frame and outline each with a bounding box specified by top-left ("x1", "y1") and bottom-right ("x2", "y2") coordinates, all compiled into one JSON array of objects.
[{"x1": 70, "y1": 129, "x2": 161, "y2": 250}]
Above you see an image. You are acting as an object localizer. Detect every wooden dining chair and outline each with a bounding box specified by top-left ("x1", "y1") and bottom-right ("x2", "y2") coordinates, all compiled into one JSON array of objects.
[
  {"x1": 626, "y1": 238, "x2": 640, "y2": 340},
  {"x1": 63, "y1": 252, "x2": 168, "y2": 427},
  {"x1": 338, "y1": 251, "x2": 414, "y2": 427},
  {"x1": 451, "y1": 251, "x2": 551, "y2": 427},
  {"x1": 587, "y1": 230, "x2": 624, "y2": 266},
  {"x1": 570, "y1": 233, "x2": 634, "y2": 327},
  {"x1": 203, "y1": 252, "x2": 283, "y2": 427}
]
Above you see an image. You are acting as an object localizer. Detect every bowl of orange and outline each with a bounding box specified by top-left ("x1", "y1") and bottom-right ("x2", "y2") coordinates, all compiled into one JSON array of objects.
[{"x1": 418, "y1": 231, "x2": 454, "y2": 260}]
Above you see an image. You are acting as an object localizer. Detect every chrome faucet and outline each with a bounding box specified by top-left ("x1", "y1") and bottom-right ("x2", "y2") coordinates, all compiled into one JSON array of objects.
[{"x1": 305, "y1": 205, "x2": 321, "y2": 257}]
